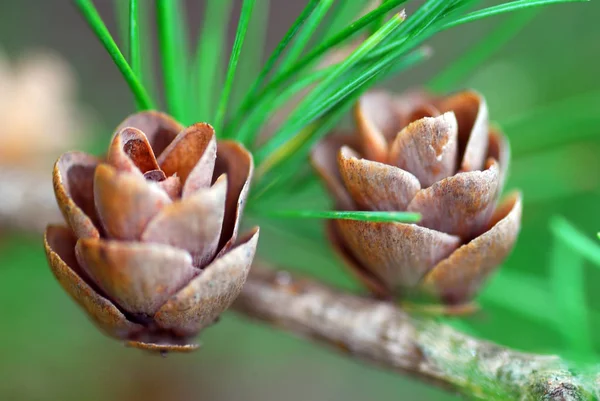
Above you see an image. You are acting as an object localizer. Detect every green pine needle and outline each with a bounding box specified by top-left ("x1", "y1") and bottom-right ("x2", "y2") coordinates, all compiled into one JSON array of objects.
[
  {"x1": 379, "y1": 46, "x2": 433, "y2": 80},
  {"x1": 254, "y1": 0, "x2": 454, "y2": 174},
  {"x1": 442, "y1": 0, "x2": 589, "y2": 30},
  {"x1": 233, "y1": 0, "x2": 271, "y2": 109},
  {"x1": 240, "y1": 0, "x2": 409, "y2": 117},
  {"x1": 214, "y1": 0, "x2": 256, "y2": 135},
  {"x1": 235, "y1": 43, "x2": 430, "y2": 150},
  {"x1": 235, "y1": 66, "x2": 331, "y2": 146},
  {"x1": 250, "y1": 0, "x2": 319, "y2": 94},
  {"x1": 550, "y1": 216, "x2": 600, "y2": 267},
  {"x1": 482, "y1": 269, "x2": 558, "y2": 327},
  {"x1": 501, "y1": 91, "x2": 600, "y2": 154},
  {"x1": 224, "y1": 0, "x2": 321, "y2": 137},
  {"x1": 114, "y1": 0, "x2": 129, "y2": 61},
  {"x1": 278, "y1": 0, "x2": 335, "y2": 72},
  {"x1": 173, "y1": 0, "x2": 191, "y2": 123},
  {"x1": 75, "y1": 0, "x2": 154, "y2": 110},
  {"x1": 429, "y1": 7, "x2": 540, "y2": 92},
  {"x1": 255, "y1": 12, "x2": 407, "y2": 168},
  {"x1": 139, "y1": 2, "x2": 157, "y2": 101},
  {"x1": 193, "y1": 0, "x2": 234, "y2": 123},
  {"x1": 255, "y1": 209, "x2": 422, "y2": 224},
  {"x1": 253, "y1": 45, "x2": 430, "y2": 190},
  {"x1": 129, "y1": 0, "x2": 141, "y2": 85},
  {"x1": 319, "y1": 1, "x2": 367, "y2": 40},
  {"x1": 509, "y1": 143, "x2": 600, "y2": 203},
  {"x1": 369, "y1": 0, "x2": 389, "y2": 35},
  {"x1": 117, "y1": 0, "x2": 155, "y2": 103},
  {"x1": 156, "y1": 0, "x2": 187, "y2": 121},
  {"x1": 370, "y1": 0, "x2": 587, "y2": 60},
  {"x1": 549, "y1": 216, "x2": 594, "y2": 354}
]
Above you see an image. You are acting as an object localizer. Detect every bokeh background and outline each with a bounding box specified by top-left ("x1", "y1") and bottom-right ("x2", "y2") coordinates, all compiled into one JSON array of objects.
[{"x1": 0, "y1": 1, "x2": 599, "y2": 400}]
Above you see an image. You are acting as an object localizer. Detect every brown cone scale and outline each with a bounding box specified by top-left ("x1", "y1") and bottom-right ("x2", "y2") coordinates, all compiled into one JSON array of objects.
[
  {"x1": 311, "y1": 90, "x2": 521, "y2": 308},
  {"x1": 45, "y1": 111, "x2": 259, "y2": 351}
]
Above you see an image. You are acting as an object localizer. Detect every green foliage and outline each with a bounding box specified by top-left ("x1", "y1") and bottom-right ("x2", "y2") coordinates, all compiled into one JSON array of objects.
[
  {"x1": 252, "y1": 209, "x2": 422, "y2": 224},
  {"x1": 278, "y1": 0, "x2": 335, "y2": 72},
  {"x1": 74, "y1": 0, "x2": 154, "y2": 109},
  {"x1": 80, "y1": 0, "x2": 587, "y2": 186},
  {"x1": 128, "y1": 0, "x2": 140, "y2": 80},
  {"x1": 429, "y1": 7, "x2": 540, "y2": 92},
  {"x1": 244, "y1": 0, "x2": 408, "y2": 106},
  {"x1": 233, "y1": 0, "x2": 271, "y2": 110},
  {"x1": 477, "y1": 216, "x2": 600, "y2": 362},
  {"x1": 502, "y1": 91, "x2": 600, "y2": 154},
  {"x1": 214, "y1": 0, "x2": 256, "y2": 134},
  {"x1": 254, "y1": 12, "x2": 407, "y2": 168},
  {"x1": 549, "y1": 216, "x2": 595, "y2": 357},
  {"x1": 156, "y1": 0, "x2": 187, "y2": 121},
  {"x1": 193, "y1": 0, "x2": 234, "y2": 123},
  {"x1": 448, "y1": 0, "x2": 588, "y2": 28}
]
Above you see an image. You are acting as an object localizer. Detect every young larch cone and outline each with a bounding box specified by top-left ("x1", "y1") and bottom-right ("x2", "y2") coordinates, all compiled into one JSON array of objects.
[
  {"x1": 43, "y1": 111, "x2": 259, "y2": 352},
  {"x1": 311, "y1": 90, "x2": 522, "y2": 310}
]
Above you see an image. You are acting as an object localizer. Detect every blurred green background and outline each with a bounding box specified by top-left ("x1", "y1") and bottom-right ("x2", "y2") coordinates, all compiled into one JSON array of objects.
[{"x1": 0, "y1": 1, "x2": 599, "y2": 400}]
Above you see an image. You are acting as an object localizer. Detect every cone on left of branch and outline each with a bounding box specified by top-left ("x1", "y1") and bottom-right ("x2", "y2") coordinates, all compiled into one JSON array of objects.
[{"x1": 44, "y1": 111, "x2": 259, "y2": 353}]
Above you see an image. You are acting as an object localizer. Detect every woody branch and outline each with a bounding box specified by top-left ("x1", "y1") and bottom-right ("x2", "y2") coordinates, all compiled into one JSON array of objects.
[{"x1": 1, "y1": 166, "x2": 597, "y2": 401}]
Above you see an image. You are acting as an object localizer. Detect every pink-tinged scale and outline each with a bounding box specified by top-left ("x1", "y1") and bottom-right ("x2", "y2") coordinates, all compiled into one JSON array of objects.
[
  {"x1": 311, "y1": 89, "x2": 519, "y2": 311},
  {"x1": 45, "y1": 111, "x2": 259, "y2": 351}
]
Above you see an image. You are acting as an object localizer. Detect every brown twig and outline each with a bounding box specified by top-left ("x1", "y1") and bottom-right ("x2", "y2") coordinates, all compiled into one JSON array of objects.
[
  {"x1": 235, "y1": 267, "x2": 599, "y2": 400},
  {"x1": 1, "y1": 168, "x2": 598, "y2": 400}
]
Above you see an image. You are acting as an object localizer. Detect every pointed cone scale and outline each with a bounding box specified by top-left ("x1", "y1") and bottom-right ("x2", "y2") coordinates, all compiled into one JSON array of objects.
[
  {"x1": 158, "y1": 175, "x2": 182, "y2": 200},
  {"x1": 213, "y1": 140, "x2": 254, "y2": 256},
  {"x1": 338, "y1": 146, "x2": 421, "y2": 211},
  {"x1": 155, "y1": 227, "x2": 259, "y2": 337},
  {"x1": 388, "y1": 112, "x2": 459, "y2": 188},
  {"x1": 116, "y1": 111, "x2": 183, "y2": 157},
  {"x1": 142, "y1": 176, "x2": 227, "y2": 268},
  {"x1": 335, "y1": 219, "x2": 460, "y2": 291},
  {"x1": 107, "y1": 126, "x2": 160, "y2": 174},
  {"x1": 182, "y1": 136, "x2": 217, "y2": 197},
  {"x1": 94, "y1": 163, "x2": 172, "y2": 241},
  {"x1": 44, "y1": 225, "x2": 143, "y2": 338},
  {"x1": 419, "y1": 192, "x2": 522, "y2": 305},
  {"x1": 158, "y1": 123, "x2": 216, "y2": 188},
  {"x1": 53, "y1": 152, "x2": 101, "y2": 239},
  {"x1": 75, "y1": 238, "x2": 197, "y2": 316},
  {"x1": 407, "y1": 160, "x2": 500, "y2": 240},
  {"x1": 437, "y1": 90, "x2": 489, "y2": 172}
]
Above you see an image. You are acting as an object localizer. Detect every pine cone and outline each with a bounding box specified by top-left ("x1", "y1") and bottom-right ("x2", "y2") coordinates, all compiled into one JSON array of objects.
[
  {"x1": 311, "y1": 90, "x2": 521, "y2": 308},
  {"x1": 44, "y1": 111, "x2": 259, "y2": 352}
]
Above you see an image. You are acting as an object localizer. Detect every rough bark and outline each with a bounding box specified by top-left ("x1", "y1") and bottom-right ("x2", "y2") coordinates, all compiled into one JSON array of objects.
[
  {"x1": 1, "y1": 167, "x2": 598, "y2": 400},
  {"x1": 235, "y1": 267, "x2": 599, "y2": 400}
]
